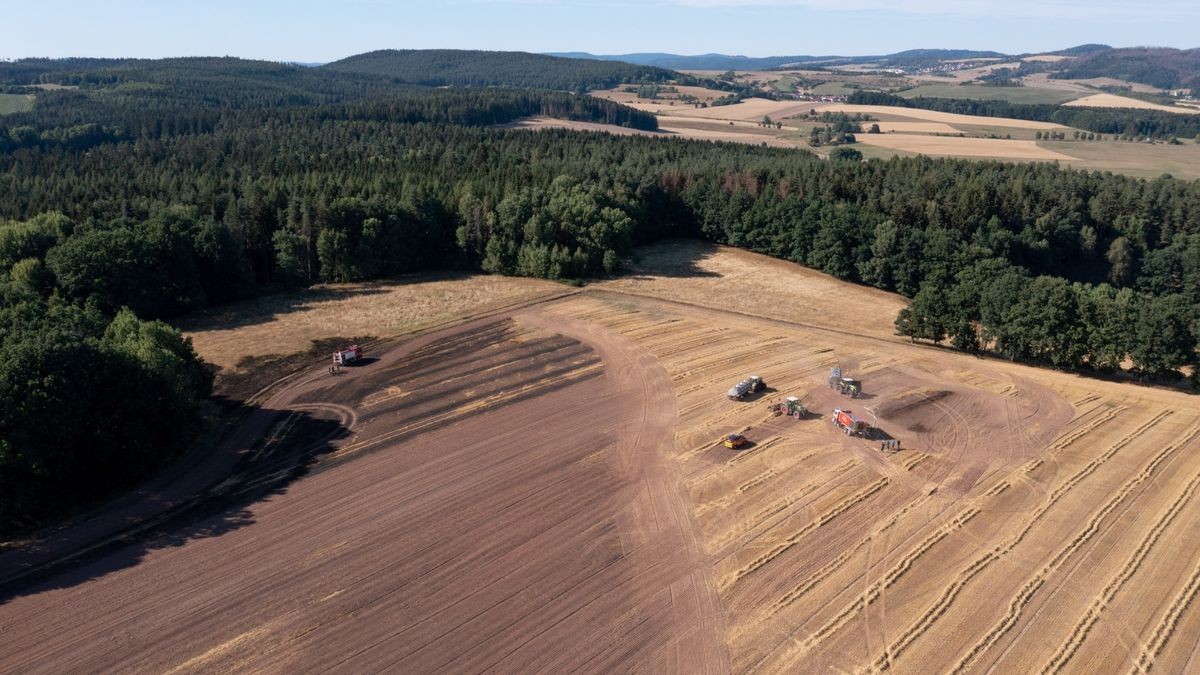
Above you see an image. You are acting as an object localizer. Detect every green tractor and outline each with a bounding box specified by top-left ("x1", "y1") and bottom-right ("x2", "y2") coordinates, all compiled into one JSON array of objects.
[
  {"x1": 838, "y1": 378, "x2": 862, "y2": 398},
  {"x1": 769, "y1": 396, "x2": 809, "y2": 418}
]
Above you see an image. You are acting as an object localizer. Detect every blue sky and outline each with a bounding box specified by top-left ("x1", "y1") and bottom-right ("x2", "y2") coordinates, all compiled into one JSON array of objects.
[{"x1": 4, "y1": 0, "x2": 1196, "y2": 62}]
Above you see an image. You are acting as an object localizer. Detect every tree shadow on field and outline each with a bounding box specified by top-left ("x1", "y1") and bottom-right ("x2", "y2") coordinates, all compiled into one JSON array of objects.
[
  {"x1": 214, "y1": 336, "x2": 379, "y2": 401},
  {"x1": 0, "y1": 405, "x2": 350, "y2": 606},
  {"x1": 623, "y1": 239, "x2": 723, "y2": 279},
  {"x1": 173, "y1": 270, "x2": 477, "y2": 334}
]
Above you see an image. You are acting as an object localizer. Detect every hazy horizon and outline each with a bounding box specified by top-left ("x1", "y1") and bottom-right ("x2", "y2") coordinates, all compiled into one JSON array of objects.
[{"x1": 5, "y1": 0, "x2": 1196, "y2": 63}]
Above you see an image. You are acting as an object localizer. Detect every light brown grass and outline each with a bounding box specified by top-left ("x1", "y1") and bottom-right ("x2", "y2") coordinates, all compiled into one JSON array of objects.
[
  {"x1": 177, "y1": 274, "x2": 563, "y2": 370},
  {"x1": 594, "y1": 240, "x2": 907, "y2": 339}
]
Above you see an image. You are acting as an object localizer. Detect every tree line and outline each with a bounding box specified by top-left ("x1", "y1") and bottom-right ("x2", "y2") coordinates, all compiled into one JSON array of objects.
[{"x1": 0, "y1": 288, "x2": 212, "y2": 533}]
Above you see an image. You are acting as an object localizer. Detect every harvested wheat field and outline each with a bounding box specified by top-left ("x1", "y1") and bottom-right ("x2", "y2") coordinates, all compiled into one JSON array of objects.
[
  {"x1": 4, "y1": 243, "x2": 1200, "y2": 672},
  {"x1": 658, "y1": 98, "x2": 1070, "y2": 132},
  {"x1": 666, "y1": 98, "x2": 824, "y2": 122},
  {"x1": 856, "y1": 132, "x2": 1079, "y2": 160},
  {"x1": 807, "y1": 103, "x2": 1070, "y2": 130},
  {"x1": 1063, "y1": 93, "x2": 1200, "y2": 114},
  {"x1": 867, "y1": 120, "x2": 962, "y2": 134}
]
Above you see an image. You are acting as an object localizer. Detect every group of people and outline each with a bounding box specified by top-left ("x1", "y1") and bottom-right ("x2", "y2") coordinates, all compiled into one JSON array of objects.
[
  {"x1": 880, "y1": 439, "x2": 900, "y2": 452},
  {"x1": 328, "y1": 361, "x2": 342, "y2": 375}
]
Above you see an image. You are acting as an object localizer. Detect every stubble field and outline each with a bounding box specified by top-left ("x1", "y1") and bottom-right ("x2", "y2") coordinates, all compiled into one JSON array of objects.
[{"x1": 3, "y1": 243, "x2": 1200, "y2": 672}]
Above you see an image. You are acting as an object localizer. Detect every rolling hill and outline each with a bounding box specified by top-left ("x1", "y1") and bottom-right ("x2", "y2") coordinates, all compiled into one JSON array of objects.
[
  {"x1": 323, "y1": 49, "x2": 677, "y2": 92},
  {"x1": 548, "y1": 49, "x2": 1005, "y2": 71},
  {"x1": 548, "y1": 52, "x2": 840, "y2": 70},
  {"x1": 1050, "y1": 46, "x2": 1200, "y2": 90}
]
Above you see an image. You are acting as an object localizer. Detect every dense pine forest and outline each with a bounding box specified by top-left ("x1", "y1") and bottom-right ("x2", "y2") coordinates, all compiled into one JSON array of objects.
[{"x1": 1, "y1": 54, "x2": 1199, "y2": 532}]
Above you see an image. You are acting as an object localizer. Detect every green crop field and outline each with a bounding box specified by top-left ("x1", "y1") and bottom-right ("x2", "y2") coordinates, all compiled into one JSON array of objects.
[
  {"x1": 811, "y1": 81, "x2": 858, "y2": 96},
  {"x1": 0, "y1": 94, "x2": 34, "y2": 115},
  {"x1": 770, "y1": 76, "x2": 798, "y2": 94},
  {"x1": 897, "y1": 84, "x2": 1079, "y2": 105}
]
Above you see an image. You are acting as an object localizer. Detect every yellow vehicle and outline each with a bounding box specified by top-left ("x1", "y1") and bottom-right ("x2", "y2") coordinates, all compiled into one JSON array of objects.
[{"x1": 723, "y1": 433, "x2": 748, "y2": 449}]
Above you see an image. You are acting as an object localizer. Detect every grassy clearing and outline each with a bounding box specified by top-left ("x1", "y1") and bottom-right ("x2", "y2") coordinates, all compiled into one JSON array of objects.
[
  {"x1": 897, "y1": 84, "x2": 1079, "y2": 105},
  {"x1": 0, "y1": 94, "x2": 33, "y2": 115},
  {"x1": 811, "y1": 81, "x2": 858, "y2": 96},
  {"x1": 771, "y1": 76, "x2": 798, "y2": 94},
  {"x1": 853, "y1": 143, "x2": 922, "y2": 161},
  {"x1": 950, "y1": 124, "x2": 1043, "y2": 140},
  {"x1": 1043, "y1": 140, "x2": 1200, "y2": 180}
]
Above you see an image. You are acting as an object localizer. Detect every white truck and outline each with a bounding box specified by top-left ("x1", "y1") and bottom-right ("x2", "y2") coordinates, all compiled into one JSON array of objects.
[{"x1": 333, "y1": 344, "x2": 363, "y2": 366}]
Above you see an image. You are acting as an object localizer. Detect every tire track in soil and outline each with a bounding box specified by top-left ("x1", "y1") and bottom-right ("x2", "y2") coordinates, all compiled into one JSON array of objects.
[
  {"x1": 753, "y1": 409, "x2": 1173, "y2": 671},
  {"x1": 961, "y1": 421, "x2": 1200, "y2": 673},
  {"x1": 516, "y1": 308, "x2": 732, "y2": 674},
  {"x1": 0, "y1": 297, "x2": 732, "y2": 674},
  {"x1": 1040, "y1": 463, "x2": 1200, "y2": 674},
  {"x1": 868, "y1": 412, "x2": 1185, "y2": 673}
]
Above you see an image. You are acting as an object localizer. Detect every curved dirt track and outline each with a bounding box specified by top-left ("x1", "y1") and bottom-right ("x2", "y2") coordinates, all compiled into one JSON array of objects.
[{"x1": 0, "y1": 306, "x2": 729, "y2": 673}]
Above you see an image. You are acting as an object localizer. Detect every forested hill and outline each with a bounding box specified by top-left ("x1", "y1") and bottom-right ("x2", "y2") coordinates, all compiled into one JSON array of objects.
[
  {"x1": 548, "y1": 52, "x2": 837, "y2": 70},
  {"x1": 1049, "y1": 47, "x2": 1200, "y2": 91},
  {"x1": 546, "y1": 49, "x2": 1005, "y2": 71},
  {"x1": 0, "y1": 57, "x2": 419, "y2": 106},
  {"x1": 323, "y1": 49, "x2": 678, "y2": 92},
  {"x1": 0, "y1": 56, "x2": 658, "y2": 131}
]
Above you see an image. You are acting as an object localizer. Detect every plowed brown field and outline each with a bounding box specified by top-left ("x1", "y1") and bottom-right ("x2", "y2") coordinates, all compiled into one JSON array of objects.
[{"x1": 3, "y1": 243, "x2": 1200, "y2": 673}]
